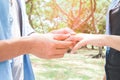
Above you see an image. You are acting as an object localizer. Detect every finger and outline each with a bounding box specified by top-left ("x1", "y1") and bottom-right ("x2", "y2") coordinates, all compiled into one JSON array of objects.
[
  {"x1": 69, "y1": 41, "x2": 78, "y2": 48},
  {"x1": 54, "y1": 34, "x2": 71, "y2": 41},
  {"x1": 66, "y1": 35, "x2": 82, "y2": 42},
  {"x1": 55, "y1": 41, "x2": 73, "y2": 49},
  {"x1": 50, "y1": 48, "x2": 69, "y2": 55},
  {"x1": 63, "y1": 28, "x2": 76, "y2": 34},
  {"x1": 51, "y1": 28, "x2": 66, "y2": 34},
  {"x1": 47, "y1": 54, "x2": 64, "y2": 59},
  {"x1": 55, "y1": 48, "x2": 69, "y2": 53},
  {"x1": 66, "y1": 36, "x2": 78, "y2": 41},
  {"x1": 51, "y1": 28, "x2": 76, "y2": 35},
  {"x1": 47, "y1": 49, "x2": 68, "y2": 59},
  {"x1": 71, "y1": 40, "x2": 87, "y2": 53}
]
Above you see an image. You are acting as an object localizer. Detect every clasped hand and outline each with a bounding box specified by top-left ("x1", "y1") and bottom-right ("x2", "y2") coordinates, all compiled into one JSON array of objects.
[{"x1": 29, "y1": 28, "x2": 103, "y2": 59}]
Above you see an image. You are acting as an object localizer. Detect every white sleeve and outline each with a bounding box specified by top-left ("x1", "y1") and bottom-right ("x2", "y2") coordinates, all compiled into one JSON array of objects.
[{"x1": 20, "y1": 0, "x2": 35, "y2": 36}]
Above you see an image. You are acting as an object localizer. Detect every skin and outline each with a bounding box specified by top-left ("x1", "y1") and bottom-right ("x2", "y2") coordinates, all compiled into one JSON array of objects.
[
  {"x1": 0, "y1": 28, "x2": 75, "y2": 62},
  {"x1": 103, "y1": 75, "x2": 106, "y2": 80},
  {"x1": 67, "y1": 33, "x2": 120, "y2": 53},
  {"x1": 51, "y1": 27, "x2": 76, "y2": 35}
]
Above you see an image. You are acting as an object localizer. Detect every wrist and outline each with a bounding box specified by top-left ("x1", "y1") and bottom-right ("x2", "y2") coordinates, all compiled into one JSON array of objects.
[
  {"x1": 27, "y1": 34, "x2": 44, "y2": 55},
  {"x1": 14, "y1": 36, "x2": 33, "y2": 55},
  {"x1": 0, "y1": 37, "x2": 33, "y2": 61},
  {"x1": 102, "y1": 35, "x2": 110, "y2": 47},
  {"x1": 22, "y1": 37, "x2": 34, "y2": 54}
]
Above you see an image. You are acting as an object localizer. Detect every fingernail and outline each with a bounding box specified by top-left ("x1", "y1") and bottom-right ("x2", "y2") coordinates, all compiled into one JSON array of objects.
[{"x1": 70, "y1": 32, "x2": 76, "y2": 35}]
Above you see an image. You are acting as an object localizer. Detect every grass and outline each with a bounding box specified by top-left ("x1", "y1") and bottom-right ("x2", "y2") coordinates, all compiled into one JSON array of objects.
[{"x1": 30, "y1": 49, "x2": 105, "y2": 80}]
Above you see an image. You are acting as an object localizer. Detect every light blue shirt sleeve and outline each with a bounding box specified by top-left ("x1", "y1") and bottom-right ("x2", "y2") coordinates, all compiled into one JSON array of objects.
[
  {"x1": 0, "y1": 1, "x2": 13, "y2": 80},
  {"x1": 0, "y1": 0, "x2": 35, "y2": 80}
]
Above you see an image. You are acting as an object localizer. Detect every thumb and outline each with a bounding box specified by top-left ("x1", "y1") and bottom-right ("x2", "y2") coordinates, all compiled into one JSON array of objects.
[{"x1": 71, "y1": 40, "x2": 87, "y2": 53}]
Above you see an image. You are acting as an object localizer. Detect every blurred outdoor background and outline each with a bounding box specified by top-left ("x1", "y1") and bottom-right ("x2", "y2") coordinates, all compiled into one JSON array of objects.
[{"x1": 25, "y1": 0, "x2": 112, "y2": 80}]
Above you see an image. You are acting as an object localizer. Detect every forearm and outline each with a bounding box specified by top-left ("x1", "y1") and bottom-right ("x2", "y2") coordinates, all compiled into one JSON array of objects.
[
  {"x1": 0, "y1": 37, "x2": 31, "y2": 62},
  {"x1": 105, "y1": 35, "x2": 120, "y2": 51},
  {"x1": 69, "y1": 34, "x2": 120, "y2": 52}
]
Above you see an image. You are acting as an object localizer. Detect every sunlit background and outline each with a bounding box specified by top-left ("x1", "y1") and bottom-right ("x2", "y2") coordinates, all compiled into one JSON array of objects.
[{"x1": 26, "y1": 0, "x2": 111, "y2": 80}]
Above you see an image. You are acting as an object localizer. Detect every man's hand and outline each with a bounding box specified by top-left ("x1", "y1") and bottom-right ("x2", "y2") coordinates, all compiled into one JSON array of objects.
[
  {"x1": 51, "y1": 27, "x2": 76, "y2": 41},
  {"x1": 29, "y1": 33, "x2": 73, "y2": 59},
  {"x1": 51, "y1": 27, "x2": 76, "y2": 52}
]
